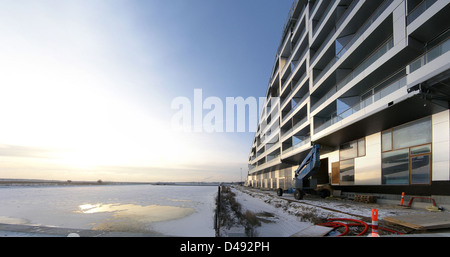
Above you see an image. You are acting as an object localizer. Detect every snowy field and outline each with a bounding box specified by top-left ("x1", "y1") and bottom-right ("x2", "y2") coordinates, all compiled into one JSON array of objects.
[{"x1": 0, "y1": 184, "x2": 217, "y2": 236}]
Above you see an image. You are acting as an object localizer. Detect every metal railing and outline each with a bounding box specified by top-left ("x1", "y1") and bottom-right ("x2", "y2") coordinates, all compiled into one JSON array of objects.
[{"x1": 277, "y1": 0, "x2": 301, "y2": 55}]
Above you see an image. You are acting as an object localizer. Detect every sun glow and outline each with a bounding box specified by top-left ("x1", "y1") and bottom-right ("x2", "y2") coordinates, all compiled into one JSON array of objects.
[{"x1": 0, "y1": 2, "x2": 252, "y2": 184}]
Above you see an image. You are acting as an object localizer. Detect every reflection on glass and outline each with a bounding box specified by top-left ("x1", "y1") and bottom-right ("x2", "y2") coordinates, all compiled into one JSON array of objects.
[
  {"x1": 340, "y1": 141, "x2": 357, "y2": 160},
  {"x1": 410, "y1": 144, "x2": 431, "y2": 155},
  {"x1": 357, "y1": 138, "x2": 365, "y2": 156},
  {"x1": 382, "y1": 149, "x2": 409, "y2": 184},
  {"x1": 392, "y1": 117, "x2": 431, "y2": 149},
  {"x1": 382, "y1": 130, "x2": 392, "y2": 152},
  {"x1": 340, "y1": 159, "x2": 354, "y2": 185},
  {"x1": 411, "y1": 155, "x2": 430, "y2": 184}
]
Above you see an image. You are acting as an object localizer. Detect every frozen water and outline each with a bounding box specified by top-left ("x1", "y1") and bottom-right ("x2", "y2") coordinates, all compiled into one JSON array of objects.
[{"x1": 0, "y1": 184, "x2": 217, "y2": 236}]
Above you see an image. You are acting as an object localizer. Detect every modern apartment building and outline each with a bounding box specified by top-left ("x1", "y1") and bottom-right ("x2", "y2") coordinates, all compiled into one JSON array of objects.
[{"x1": 247, "y1": 0, "x2": 450, "y2": 196}]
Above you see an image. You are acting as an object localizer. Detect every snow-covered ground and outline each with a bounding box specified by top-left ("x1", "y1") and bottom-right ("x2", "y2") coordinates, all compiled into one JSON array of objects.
[
  {"x1": 229, "y1": 186, "x2": 448, "y2": 236},
  {"x1": 230, "y1": 187, "x2": 312, "y2": 237},
  {"x1": 235, "y1": 186, "x2": 434, "y2": 219}
]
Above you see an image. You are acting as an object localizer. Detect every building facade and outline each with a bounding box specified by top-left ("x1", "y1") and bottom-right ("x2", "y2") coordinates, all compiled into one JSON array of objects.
[{"x1": 247, "y1": 0, "x2": 450, "y2": 196}]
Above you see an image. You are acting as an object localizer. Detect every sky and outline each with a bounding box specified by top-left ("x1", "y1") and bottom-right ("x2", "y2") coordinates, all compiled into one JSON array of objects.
[{"x1": 0, "y1": 0, "x2": 293, "y2": 182}]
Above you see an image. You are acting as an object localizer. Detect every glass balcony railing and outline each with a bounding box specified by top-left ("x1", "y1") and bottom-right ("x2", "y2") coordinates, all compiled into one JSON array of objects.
[
  {"x1": 282, "y1": 93, "x2": 309, "y2": 121},
  {"x1": 310, "y1": 0, "x2": 361, "y2": 64},
  {"x1": 312, "y1": 0, "x2": 336, "y2": 35},
  {"x1": 407, "y1": 0, "x2": 438, "y2": 25},
  {"x1": 314, "y1": 74, "x2": 407, "y2": 134},
  {"x1": 281, "y1": 48, "x2": 308, "y2": 95},
  {"x1": 283, "y1": 29, "x2": 307, "y2": 75},
  {"x1": 266, "y1": 153, "x2": 280, "y2": 163},
  {"x1": 281, "y1": 76, "x2": 308, "y2": 107},
  {"x1": 282, "y1": 137, "x2": 311, "y2": 156},
  {"x1": 281, "y1": 115, "x2": 308, "y2": 140},
  {"x1": 261, "y1": 127, "x2": 280, "y2": 146},
  {"x1": 265, "y1": 142, "x2": 280, "y2": 155},
  {"x1": 409, "y1": 37, "x2": 450, "y2": 73}
]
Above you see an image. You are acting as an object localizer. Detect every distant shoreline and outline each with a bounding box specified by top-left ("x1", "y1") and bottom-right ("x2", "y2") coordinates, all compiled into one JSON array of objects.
[{"x1": 0, "y1": 178, "x2": 223, "y2": 187}]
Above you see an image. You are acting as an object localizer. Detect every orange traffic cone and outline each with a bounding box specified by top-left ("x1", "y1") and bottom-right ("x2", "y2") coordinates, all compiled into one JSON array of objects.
[
  {"x1": 400, "y1": 192, "x2": 405, "y2": 206},
  {"x1": 370, "y1": 209, "x2": 380, "y2": 237}
]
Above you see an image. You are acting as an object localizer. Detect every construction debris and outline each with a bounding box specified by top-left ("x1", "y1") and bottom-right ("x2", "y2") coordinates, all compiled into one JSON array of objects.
[{"x1": 353, "y1": 194, "x2": 377, "y2": 204}]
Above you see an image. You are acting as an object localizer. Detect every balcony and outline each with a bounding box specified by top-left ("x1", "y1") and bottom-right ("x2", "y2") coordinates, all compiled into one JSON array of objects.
[
  {"x1": 291, "y1": 5, "x2": 308, "y2": 49},
  {"x1": 408, "y1": 37, "x2": 450, "y2": 74},
  {"x1": 407, "y1": 0, "x2": 438, "y2": 25},
  {"x1": 281, "y1": 74, "x2": 308, "y2": 108},
  {"x1": 311, "y1": 37, "x2": 394, "y2": 113},
  {"x1": 281, "y1": 48, "x2": 308, "y2": 95},
  {"x1": 310, "y1": 0, "x2": 361, "y2": 65},
  {"x1": 281, "y1": 137, "x2": 311, "y2": 157},
  {"x1": 249, "y1": 143, "x2": 281, "y2": 174},
  {"x1": 281, "y1": 115, "x2": 308, "y2": 141},
  {"x1": 311, "y1": 0, "x2": 336, "y2": 36},
  {"x1": 282, "y1": 93, "x2": 309, "y2": 123},
  {"x1": 276, "y1": 0, "x2": 301, "y2": 55},
  {"x1": 261, "y1": 110, "x2": 280, "y2": 135},
  {"x1": 266, "y1": 142, "x2": 281, "y2": 157},
  {"x1": 282, "y1": 69, "x2": 308, "y2": 104},
  {"x1": 311, "y1": 0, "x2": 393, "y2": 86},
  {"x1": 314, "y1": 73, "x2": 407, "y2": 134}
]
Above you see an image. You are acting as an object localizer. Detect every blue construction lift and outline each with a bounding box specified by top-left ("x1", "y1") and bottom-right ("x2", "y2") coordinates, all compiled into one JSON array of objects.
[{"x1": 277, "y1": 145, "x2": 331, "y2": 200}]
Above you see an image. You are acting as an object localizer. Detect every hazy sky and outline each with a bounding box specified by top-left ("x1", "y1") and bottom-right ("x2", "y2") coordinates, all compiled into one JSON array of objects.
[{"x1": 0, "y1": 0, "x2": 292, "y2": 182}]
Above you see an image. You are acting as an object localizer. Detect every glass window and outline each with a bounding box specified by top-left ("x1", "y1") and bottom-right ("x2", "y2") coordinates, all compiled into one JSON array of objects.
[
  {"x1": 382, "y1": 149, "x2": 409, "y2": 185},
  {"x1": 411, "y1": 155, "x2": 431, "y2": 184},
  {"x1": 340, "y1": 141, "x2": 357, "y2": 160},
  {"x1": 382, "y1": 130, "x2": 392, "y2": 152},
  {"x1": 392, "y1": 117, "x2": 431, "y2": 150},
  {"x1": 410, "y1": 144, "x2": 431, "y2": 155},
  {"x1": 357, "y1": 138, "x2": 365, "y2": 157},
  {"x1": 339, "y1": 159, "x2": 354, "y2": 185}
]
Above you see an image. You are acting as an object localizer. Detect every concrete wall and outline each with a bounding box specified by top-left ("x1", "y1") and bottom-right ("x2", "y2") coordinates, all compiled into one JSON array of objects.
[{"x1": 393, "y1": 0, "x2": 406, "y2": 46}]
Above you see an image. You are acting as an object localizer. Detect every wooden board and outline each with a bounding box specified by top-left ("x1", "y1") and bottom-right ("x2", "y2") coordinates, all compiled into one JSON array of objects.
[{"x1": 384, "y1": 212, "x2": 450, "y2": 230}]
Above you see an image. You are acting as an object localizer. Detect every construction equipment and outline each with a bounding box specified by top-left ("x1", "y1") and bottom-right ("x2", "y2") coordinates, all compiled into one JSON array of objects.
[{"x1": 277, "y1": 144, "x2": 331, "y2": 200}]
